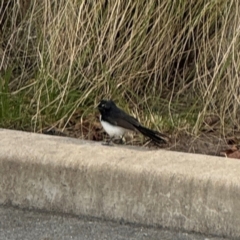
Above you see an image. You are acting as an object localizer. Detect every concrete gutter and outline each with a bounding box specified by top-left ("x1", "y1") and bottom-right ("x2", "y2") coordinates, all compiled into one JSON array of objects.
[{"x1": 0, "y1": 129, "x2": 240, "y2": 238}]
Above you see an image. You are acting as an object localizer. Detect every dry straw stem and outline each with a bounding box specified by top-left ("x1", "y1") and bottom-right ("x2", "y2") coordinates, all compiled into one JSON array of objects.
[{"x1": 0, "y1": 0, "x2": 240, "y2": 135}]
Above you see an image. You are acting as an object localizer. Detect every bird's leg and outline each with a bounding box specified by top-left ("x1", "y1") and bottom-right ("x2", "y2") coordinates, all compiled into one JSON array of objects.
[
  {"x1": 119, "y1": 135, "x2": 125, "y2": 144},
  {"x1": 102, "y1": 136, "x2": 114, "y2": 146}
]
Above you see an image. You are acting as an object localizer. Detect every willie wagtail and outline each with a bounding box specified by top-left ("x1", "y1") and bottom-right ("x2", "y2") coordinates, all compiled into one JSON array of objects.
[{"x1": 97, "y1": 99, "x2": 168, "y2": 145}]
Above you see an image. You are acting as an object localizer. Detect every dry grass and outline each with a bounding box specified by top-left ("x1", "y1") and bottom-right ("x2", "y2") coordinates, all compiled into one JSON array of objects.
[{"x1": 1, "y1": 0, "x2": 240, "y2": 138}]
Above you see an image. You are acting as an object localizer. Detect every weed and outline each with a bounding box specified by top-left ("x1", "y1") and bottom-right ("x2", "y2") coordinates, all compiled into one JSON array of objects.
[{"x1": 0, "y1": 0, "x2": 240, "y2": 137}]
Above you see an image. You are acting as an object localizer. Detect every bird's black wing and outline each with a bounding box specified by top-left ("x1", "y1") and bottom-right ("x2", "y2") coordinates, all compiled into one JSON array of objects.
[
  {"x1": 101, "y1": 102, "x2": 168, "y2": 144},
  {"x1": 102, "y1": 107, "x2": 140, "y2": 131},
  {"x1": 113, "y1": 108, "x2": 168, "y2": 144}
]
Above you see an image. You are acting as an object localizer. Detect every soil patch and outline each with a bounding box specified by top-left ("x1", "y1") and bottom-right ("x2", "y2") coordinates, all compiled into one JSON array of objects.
[{"x1": 40, "y1": 112, "x2": 240, "y2": 159}]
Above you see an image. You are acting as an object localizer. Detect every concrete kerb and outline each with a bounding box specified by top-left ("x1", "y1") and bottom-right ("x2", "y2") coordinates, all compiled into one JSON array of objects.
[{"x1": 0, "y1": 129, "x2": 240, "y2": 238}]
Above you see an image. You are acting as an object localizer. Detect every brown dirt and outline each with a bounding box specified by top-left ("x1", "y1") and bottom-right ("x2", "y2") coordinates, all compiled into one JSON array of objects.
[{"x1": 40, "y1": 110, "x2": 240, "y2": 159}]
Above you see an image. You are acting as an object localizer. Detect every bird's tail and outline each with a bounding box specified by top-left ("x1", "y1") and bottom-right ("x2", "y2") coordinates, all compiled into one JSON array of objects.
[{"x1": 136, "y1": 125, "x2": 169, "y2": 144}]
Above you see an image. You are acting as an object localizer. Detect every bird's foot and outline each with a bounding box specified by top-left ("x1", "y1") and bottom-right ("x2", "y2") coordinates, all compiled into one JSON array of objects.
[
  {"x1": 102, "y1": 136, "x2": 125, "y2": 146},
  {"x1": 102, "y1": 141, "x2": 114, "y2": 146},
  {"x1": 102, "y1": 137, "x2": 114, "y2": 146}
]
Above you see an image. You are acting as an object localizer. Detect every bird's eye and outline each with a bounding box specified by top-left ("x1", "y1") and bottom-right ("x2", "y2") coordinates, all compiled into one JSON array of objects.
[{"x1": 102, "y1": 104, "x2": 105, "y2": 107}]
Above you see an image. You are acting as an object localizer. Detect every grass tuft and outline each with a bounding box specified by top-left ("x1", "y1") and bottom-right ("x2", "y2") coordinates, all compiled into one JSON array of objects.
[{"x1": 1, "y1": 0, "x2": 240, "y2": 138}]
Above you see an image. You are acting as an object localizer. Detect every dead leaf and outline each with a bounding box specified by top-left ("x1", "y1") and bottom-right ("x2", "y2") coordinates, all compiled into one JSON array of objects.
[{"x1": 220, "y1": 145, "x2": 240, "y2": 159}]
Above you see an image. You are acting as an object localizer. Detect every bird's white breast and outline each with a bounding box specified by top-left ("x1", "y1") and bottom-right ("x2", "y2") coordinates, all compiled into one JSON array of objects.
[{"x1": 100, "y1": 115, "x2": 126, "y2": 138}]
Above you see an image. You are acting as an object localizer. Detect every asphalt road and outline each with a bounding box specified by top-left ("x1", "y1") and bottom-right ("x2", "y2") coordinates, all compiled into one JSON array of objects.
[{"x1": 0, "y1": 205, "x2": 227, "y2": 240}]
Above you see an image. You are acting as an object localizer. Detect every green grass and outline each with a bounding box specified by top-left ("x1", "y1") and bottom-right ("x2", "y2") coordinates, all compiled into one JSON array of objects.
[{"x1": 1, "y1": 0, "x2": 240, "y2": 137}]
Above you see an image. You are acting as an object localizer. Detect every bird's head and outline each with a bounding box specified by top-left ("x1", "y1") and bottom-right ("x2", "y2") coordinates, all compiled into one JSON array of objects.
[{"x1": 97, "y1": 99, "x2": 116, "y2": 113}]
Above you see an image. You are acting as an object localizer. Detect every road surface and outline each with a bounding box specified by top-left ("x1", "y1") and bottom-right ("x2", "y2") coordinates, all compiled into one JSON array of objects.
[{"x1": 0, "y1": 205, "x2": 227, "y2": 240}]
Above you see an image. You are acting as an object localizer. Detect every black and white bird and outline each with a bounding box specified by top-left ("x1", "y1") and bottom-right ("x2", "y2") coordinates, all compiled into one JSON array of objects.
[{"x1": 97, "y1": 99, "x2": 168, "y2": 145}]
